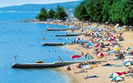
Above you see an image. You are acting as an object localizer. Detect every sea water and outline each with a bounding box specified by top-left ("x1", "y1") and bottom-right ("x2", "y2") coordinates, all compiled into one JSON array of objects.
[{"x1": 0, "y1": 12, "x2": 84, "y2": 83}]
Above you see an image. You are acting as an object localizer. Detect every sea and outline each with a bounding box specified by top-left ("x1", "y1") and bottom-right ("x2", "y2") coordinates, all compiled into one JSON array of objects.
[{"x1": 0, "y1": 11, "x2": 84, "y2": 83}]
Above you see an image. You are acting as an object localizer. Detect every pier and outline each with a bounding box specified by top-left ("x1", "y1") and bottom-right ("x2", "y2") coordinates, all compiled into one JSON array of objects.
[
  {"x1": 56, "y1": 34, "x2": 81, "y2": 37},
  {"x1": 47, "y1": 28, "x2": 79, "y2": 31},
  {"x1": 12, "y1": 61, "x2": 106, "y2": 68},
  {"x1": 42, "y1": 42, "x2": 65, "y2": 46}
]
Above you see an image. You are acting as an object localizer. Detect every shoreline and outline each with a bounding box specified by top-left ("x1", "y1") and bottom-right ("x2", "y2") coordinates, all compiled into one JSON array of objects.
[{"x1": 34, "y1": 20, "x2": 133, "y2": 83}]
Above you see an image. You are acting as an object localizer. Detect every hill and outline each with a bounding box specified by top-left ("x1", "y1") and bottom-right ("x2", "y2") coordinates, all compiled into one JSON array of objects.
[{"x1": 0, "y1": 1, "x2": 82, "y2": 12}]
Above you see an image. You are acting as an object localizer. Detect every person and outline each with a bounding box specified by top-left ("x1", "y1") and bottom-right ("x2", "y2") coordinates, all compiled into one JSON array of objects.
[
  {"x1": 107, "y1": 47, "x2": 111, "y2": 51},
  {"x1": 95, "y1": 49, "x2": 99, "y2": 54},
  {"x1": 58, "y1": 56, "x2": 63, "y2": 62},
  {"x1": 80, "y1": 52, "x2": 84, "y2": 56},
  {"x1": 84, "y1": 53, "x2": 89, "y2": 62},
  {"x1": 67, "y1": 65, "x2": 71, "y2": 71}
]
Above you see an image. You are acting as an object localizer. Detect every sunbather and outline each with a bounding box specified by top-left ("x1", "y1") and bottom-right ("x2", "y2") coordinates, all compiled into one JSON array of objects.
[{"x1": 74, "y1": 69, "x2": 87, "y2": 74}]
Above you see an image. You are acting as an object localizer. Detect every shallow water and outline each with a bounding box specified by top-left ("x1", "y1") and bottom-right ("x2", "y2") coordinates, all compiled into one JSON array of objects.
[{"x1": 0, "y1": 12, "x2": 84, "y2": 83}]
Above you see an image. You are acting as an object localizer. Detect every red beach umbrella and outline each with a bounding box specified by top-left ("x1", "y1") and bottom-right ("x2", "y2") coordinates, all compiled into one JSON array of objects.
[
  {"x1": 115, "y1": 72, "x2": 123, "y2": 76},
  {"x1": 71, "y1": 55, "x2": 81, "y2": 59},
  {"x1": 96, "y1": 43, "x2": 101, "y2": 48},
  {"x1": 96, "y1": 52, "x2": 105, "y2": 57},
  {"x1": 107, "y1": 42, "x2": 113, "y2": 46}
]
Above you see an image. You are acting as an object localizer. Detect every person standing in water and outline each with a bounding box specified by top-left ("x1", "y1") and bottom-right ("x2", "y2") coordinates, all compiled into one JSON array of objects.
[{"x1": 58, "y1": 56, "x2": 63, "y2": 62}]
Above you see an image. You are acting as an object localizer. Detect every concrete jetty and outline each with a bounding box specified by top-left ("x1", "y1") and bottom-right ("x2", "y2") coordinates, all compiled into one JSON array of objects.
[
  {"x1": 47, "y1": 28, "x2": 79, "y2": 31},
  {"x1": 42, "y1": 42, "x2": 65, "y2": 46},
  {"x1": 56, "y1": 34, "x2": 81, "y2": 37},
  {"x1": 12, "y1": 61, "x2": 106, "y2": 68}
]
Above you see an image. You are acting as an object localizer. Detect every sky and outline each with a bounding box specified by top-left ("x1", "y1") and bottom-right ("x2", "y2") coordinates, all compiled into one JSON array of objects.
[{"x1": 0, "y1": 0, "x2": 80, "y2": 7}]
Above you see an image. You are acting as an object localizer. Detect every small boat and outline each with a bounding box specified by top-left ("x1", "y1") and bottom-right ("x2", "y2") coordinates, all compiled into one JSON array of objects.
[{"x1": 36, "y1": 60, "x2": 43, "y2": 63}]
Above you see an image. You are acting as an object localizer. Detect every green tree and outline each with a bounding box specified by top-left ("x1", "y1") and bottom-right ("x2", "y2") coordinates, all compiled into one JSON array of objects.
[
  {"x1": 36, "y1": 8, "x2": 48, "y2": 21},
  {"x1": 74, "y1": 1, "x2": 90, "y2": 21},
  {"x1": 74, "y1": 0, "x2": 133, "y2": 25},
  {"x1": 56, "y1": 5, "x2": 68, "y2": 21},
  {"x1": 48, "y1": 9, "x2": 57, "y2": 20}
]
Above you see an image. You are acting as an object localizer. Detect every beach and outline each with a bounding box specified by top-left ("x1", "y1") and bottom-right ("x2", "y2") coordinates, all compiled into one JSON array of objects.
[
  {"x1": 33, "y1": 20, "x2": 133, "y2": 83},
  {"x1": 42, "y1": 21, "x2": 133, "y2": 83},
  {"x1": 61, "y1": 28, "x2": 133, "y2": 83}
]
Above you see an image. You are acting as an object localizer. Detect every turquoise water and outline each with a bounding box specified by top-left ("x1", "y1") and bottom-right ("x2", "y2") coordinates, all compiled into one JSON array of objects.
[{"x1": 0, "y1": 12, "x2": 84, "y2": 83}]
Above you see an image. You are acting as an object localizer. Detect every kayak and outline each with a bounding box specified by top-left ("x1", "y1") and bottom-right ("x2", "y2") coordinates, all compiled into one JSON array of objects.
[{"x1": 71, "y1": 55, "x2": 81, "y2": 59}]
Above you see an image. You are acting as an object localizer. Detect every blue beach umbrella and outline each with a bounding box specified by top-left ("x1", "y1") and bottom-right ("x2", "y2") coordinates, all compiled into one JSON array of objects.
[
  {"x1": 123, "y1": 61, "x2": 129, "y2": 65},
  {"x1": 88, "y1": 41, "x2": 92, "y2": 47}
]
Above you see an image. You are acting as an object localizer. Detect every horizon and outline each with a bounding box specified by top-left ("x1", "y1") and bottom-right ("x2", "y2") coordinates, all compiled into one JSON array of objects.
[{"x1": 0, "y1": 0, "x2": 81, "y2": 8}]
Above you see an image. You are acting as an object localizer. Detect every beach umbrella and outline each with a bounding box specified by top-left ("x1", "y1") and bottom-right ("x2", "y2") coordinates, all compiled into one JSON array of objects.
[
  {"x1": 95, "y1": 43, "x2": 101, "y2": 48},
  {"x1": 89, "y1": 32, "x2": 94, "y2": 35},
  {"x1": 123, "y1": 61, "x2": 133, "y2": 66},
  {"x1": 123, "y1": 61, "x2": 129, "y2": 65},
  {"x1": 126, "y1": 47, "x2": 132, "y2": 50},
  {"x1": 109, "y1": 73, "x2": 120, "y2": 78},
  {"x1": 111, "y1": 76, "x2": 124, "y2": 81},
  {"x1": 92, "y1": 38, "x2": 99, "y2": 42},
  {"x1": 88, "y1": 41, "x2": 92, "y2": 47},
  {"x1": 85, "y1": 54, "x2": 94, "y2": 61},
  {"x1": 113, "y1": 46, "x2": 120, "y2": 51},
  {"x1": 128, "y1": 51, "x2": 133, "y2": 55},
  {"x1": 71, "y1": 55, "x2": 81, "y2": 59},
  {"x1": 107, "y1": 42, "x2": 113, "y2": 46},
  {"x1": 96, "y1": 52, "x2": 105, "y2": 57},
  {"x1": 126, "y1": 62, "x2": 133, "y2": 66},
  {"x1": 107, "y1": 37, "x2": 113, "y2": 40}
]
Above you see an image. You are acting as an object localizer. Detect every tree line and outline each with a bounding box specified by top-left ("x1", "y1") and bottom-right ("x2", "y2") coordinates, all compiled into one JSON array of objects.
[
  {"x1": 74, "y1": 0, "x2": 133, "y2": 26},
  {"x1": 36, "y1": 5, "x2": 67, "y2": 21}
]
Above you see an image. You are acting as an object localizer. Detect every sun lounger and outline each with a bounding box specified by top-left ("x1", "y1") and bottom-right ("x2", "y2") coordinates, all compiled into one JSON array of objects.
[
  {"x1": 102, "y1": 63, "x2": 114, "y2": 66},
  {"x1": 74, "y1": 69, "x2": 87, "y2": 74},
  {"x1": 84, "y1": 75, "x2": 98, "y2": 79}
]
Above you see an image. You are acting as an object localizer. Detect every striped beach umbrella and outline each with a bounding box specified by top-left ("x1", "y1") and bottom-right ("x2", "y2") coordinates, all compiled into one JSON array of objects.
[
  {"x1": 92, "y1": 38, "x2": 99, "y2": 42},
  {"x1": 107, "y1": 42, "x2": 113, "y2": 46},
  {"x1": 123, "y1": 61, "x2": 133, "y2": 66},
  {"x1": 109, "y1": 73, "x2": 120, "y2": 78},
  {"x1": 111, "y1": 76, "x2": 124, "y2": 81},
  {"x1": 126, "y1": 62, "x2": 133, "y2": 66},
  {"x1": 85, "y1": 54, "x2": 94, "y2": 61},
  {"x1": 128, "y1": 51, "x2": 133, "y2": 55},
  {"x1": 96, "y1": 52, "x2": 105, "y2": 57},
  {"x1": 95, "y1": 43, "x2": 101, "y2": 48}
]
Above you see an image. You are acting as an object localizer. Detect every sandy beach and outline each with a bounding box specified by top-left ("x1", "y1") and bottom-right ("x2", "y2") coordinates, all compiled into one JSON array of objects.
[
  {"x1": 57, "y1": 23, "x2": 133, "y2": 83},
  {"x1": 35, "y1": 20, "x2": 133, "y2": 83}
]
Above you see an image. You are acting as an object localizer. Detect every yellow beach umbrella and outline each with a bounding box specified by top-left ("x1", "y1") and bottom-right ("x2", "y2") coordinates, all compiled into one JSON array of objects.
[
  {"x1": 88, "y1": 30, "x2": 92, "y2": 34},
  {"x1": 113, "y1": 46, "x2": 120, "y2": 51}
]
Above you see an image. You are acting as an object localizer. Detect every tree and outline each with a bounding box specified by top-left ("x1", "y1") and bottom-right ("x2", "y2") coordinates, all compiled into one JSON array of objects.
[
  {"x1": 74, "y1": 0, "x2": 133, "y2": 25},
  {"x1": 48, "y1": 9, "x2": 57, "y2": 20},
  {"x1": 36, "y1": 8, "x2": 48, "y2": 21},
  {"x1": 56, "y1": 5, "x2": 68, "y2": 21},
  {"x1": 74, "y1": 1, "x2": 90, "y2": 21}
]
